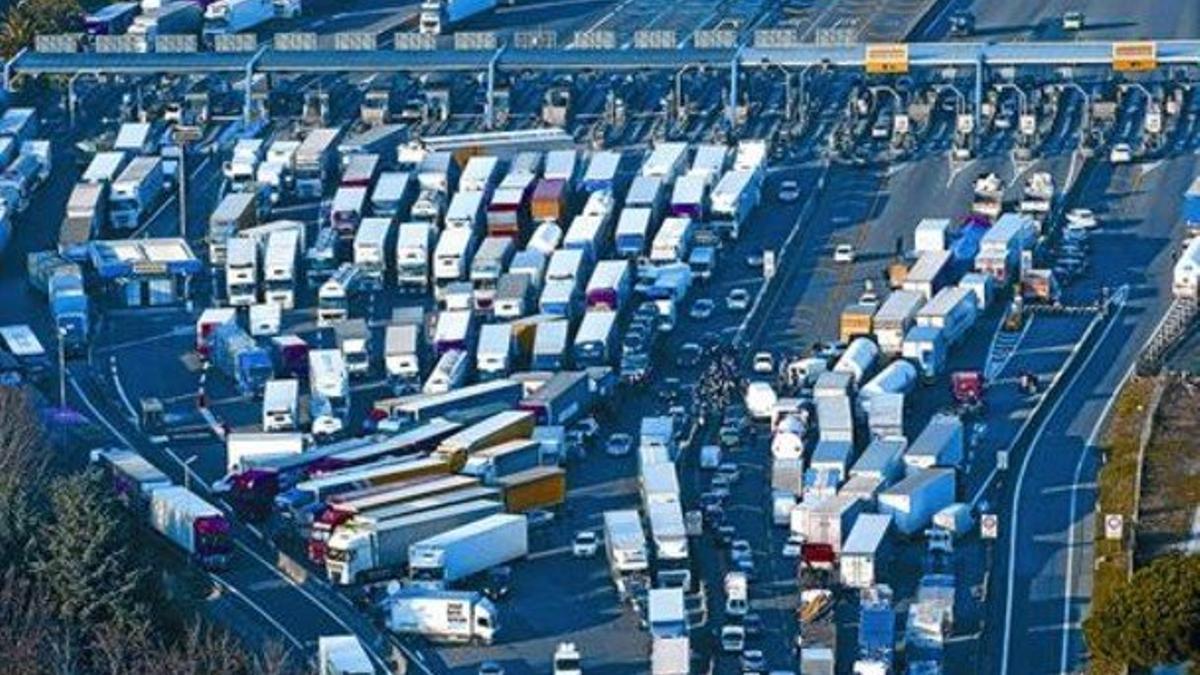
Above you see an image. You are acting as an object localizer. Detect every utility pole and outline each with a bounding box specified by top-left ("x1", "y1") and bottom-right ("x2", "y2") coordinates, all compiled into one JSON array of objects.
[
  {"x1": 171, "y1": 125, "x2": 202, "y2": 239},
  {"x1": 57, "y1": 327, "x2": 67, "y2": 409}
]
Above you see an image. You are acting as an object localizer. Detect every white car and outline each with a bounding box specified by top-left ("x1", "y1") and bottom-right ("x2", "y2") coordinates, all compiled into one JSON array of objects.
[
  {"x1": 1109, "y1": 143, "x2": 1133, "y2": 164},
  {"x1": 726, "y1": 288, "x2": 751, "y2": 311},
  {"x1": 752, "y1": 352, "x2": 775, "y2": 374},
  {"x1": 777, "y1": 180, "x2": 801, "y2": 203},
  {"x1": 572, "y1": 530, "x2": 599, "y2": 558},
  {"x1": 720, "y1": 624, "x2": 746, "y2": 652},
  {"x1": 834, "y1": 243, "x2": 856, "y2": 263},
  {"x1": 1062, "y1": 11, "x2": 1084, "y2": 30},
  {"x1": 1065, "y1": 208, "x2": 1098, "y2": 230}
]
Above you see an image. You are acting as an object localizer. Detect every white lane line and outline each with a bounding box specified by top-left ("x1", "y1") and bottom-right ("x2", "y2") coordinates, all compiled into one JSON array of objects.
[
  {"x1": 1000, "y1": 302, "x2": 1124, "y2": 675},
  {"x1": 109, "y1": 356, "x2": 139, "y2": 422},
  {"x1": 207, "y1": 573, "x2": 306, "y2": 653}
]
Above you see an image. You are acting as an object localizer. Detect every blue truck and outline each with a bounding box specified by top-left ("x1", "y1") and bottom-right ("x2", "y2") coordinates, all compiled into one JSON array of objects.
[
  {"x1": 27, "y1": 252, "x2": 90, "y2": 356},
  {"x1": 211, "y1": 323, "x2": 273, "y2": 396}
]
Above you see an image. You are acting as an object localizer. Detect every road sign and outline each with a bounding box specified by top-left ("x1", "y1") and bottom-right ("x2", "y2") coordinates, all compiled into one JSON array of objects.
[
  {"x1": 514, "y1": 30, "x2": 557, "y2": 49},
  {"x1": 214, "y1": 34, "x2": 257, "y2": 52},
  {"x1": 156, "y1": 34, "x2": 197, "y2": 53},
  {"x1": 1105, "y1": 514, "x2": 1124, "y2": 540},
  {"x1": 865, "y1": 43, "x2": 909, "y2": 75},
  {"x1": 1112, "y1": 41, "x2": 1156, "y2": 72},
  {"x1": 394, "y1": 33, "x2": 436, "y2": 51},
  {"x1": 574, "y1": 30, "x2": 616, "y2": 49},
  {"x1": 334, "y1": 32, "x2": 375, "y2": 51},
  {"x1": 274, "y1": 32, "x2": 318, "y2": 51},
  {"x1": 95, "y1": 35, "x2": 141, "y2": 53},
  {"x1": 754, "y1": 29, "x2": 797, "y2": 48},
  {"x1": 633, "y1": 30, "x2": 676, "y2": 50},
  {"x1": 454, "y1": 31, "x2": 497, "y2": 51},
  {"x1": 694, "y1": 29, "x2": 736, "y2": 49},
  {"x1": 980, "y1": 514, "x2": 999, "y2": 539},
  {"x1": 34, "y1": 34, "x2": 81, "y2": 53}
]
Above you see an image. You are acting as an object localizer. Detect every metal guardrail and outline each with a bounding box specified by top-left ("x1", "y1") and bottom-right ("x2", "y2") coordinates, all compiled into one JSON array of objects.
[{"x1": 1136, "y1": 297, "x2": 1198, "y2": 375}]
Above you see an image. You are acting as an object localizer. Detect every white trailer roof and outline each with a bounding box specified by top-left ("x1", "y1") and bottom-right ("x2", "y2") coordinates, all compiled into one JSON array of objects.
[
  {"x1": 616, "y1": 208, "x2": 653, "y2": 237},
  {"x1": 446, "y1": 190, "x2": 485, "y2": 223},
  {"x1": 583, "y1": 151, "x2": 621, "y2": 183},
  {"x1": 354, "y1": 218, "x2": 392, "y2": 249},
  {"x1": 671, "y1": 174, "x2": 707, "y2": 205},
  {"x1": 83, "y1": 151, "x2": 128, "y2": 183},
  {"x1": 641, "y1": 142, "x2": 688, "y2": 178},
  {"x1": 626, "y1": 175, "x2": 664, "y2": 207}
]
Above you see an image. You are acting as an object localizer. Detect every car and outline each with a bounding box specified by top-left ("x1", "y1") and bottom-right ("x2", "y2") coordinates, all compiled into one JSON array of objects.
[
  {"x1": 605, "y1": 433, "x2": 632, "y2": 456},
  {"x1": 948, "y1": 10, "x2": 974, "y2": 36},
  {"x1": 573, "y1": 530, "x2": 599, "y2": 558},
  {"x1": 745, "y1": 252, "x2": 764, "y2": 268},
  {"x1": 527, "y1": 509, "x2": 555, "y2": 529},
  {"x1": 721, "y1": 624, "x2": 746, "y2": 652},
  {"x1": 834, "y1": 243, "x2": 856, "y2": 263},
  {"x1": 752, "y1": 351, "x2": 775, "y2": 374},
  {"x1": 741, "y1": 649, "x2": 766, "y2": 672},
  {"x1": 1109, "y1": 143, "x2": 1133, "y2": 164},
  {"x1": 781, "y1": 534, "x2": 804, "y2": 558},
  {"x1": 777, "y1": 179, "x2": 801, "y2": 203},
  {"x1": 717, "y1": 462, "x2": 741, "y2": 483},
  {"x1": 689, "y1": 298, "x2": 715, "y2": 320},
  {"x1": 731, "y1": 539, "x2": 753, "y2": 562},
  {"x1": 1062, "y1": 10, "x2": 1084, "y2": 30},
  {"x1": 726, "y1": 288, "x2": 751, "y2": 311},
  {"x1": 675, "y1": 342, "x2": 702, "y2": 368},
  {"x1": 478, "y1": 662, "x2": 505, "y2": 675},
  {"x1": 711, "y1": 472, "x2": 733, "y2": 491},
  {"x1": 1065, "y1": 208, "x2": 1098, "y2": 230},
  {"x1": 484, "y1": 565, "x2": 512, "y2": 600}
]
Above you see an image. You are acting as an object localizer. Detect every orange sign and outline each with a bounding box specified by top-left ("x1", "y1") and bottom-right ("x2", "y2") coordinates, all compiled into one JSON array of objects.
[
  {"x1": 1112, "y1": 41, "x2": 1156, "y2": 72},
  {"x1": 865, "y1": 43, "x2": 909, "y2": 74}
]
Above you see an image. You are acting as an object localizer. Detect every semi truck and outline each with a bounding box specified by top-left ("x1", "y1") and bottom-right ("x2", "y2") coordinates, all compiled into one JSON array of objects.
[
  {"x1": 149, "y1": 485, "x2": 232, "y2": 570},
  {"x1": 128, "y1": 1, "x2": 203, "y2": 53},
  {"x1": 372, "y1": 171, "x2": 415, "y2": 219},
  {"x1": 91, "y1": 448, "x2": 173, "y2": 517},
  {"x1": 709, "y1": 169, "x2": 761, "y2": 240},
  {"x1": 309, "y1": 348, "x2": 351, "y2": 436},
  {"x1": 396, "y1": 221, "x2": 436, "y2": 291},
  {"x1": 317, "y1": 635, "x2": 375, "y2": 675},
  {"x1": 386, "y1": 589, "x2": 498, "y2": 644},
  {"x1": 615, "y1": 208, "x2": 654, "y2": 258},
  {"x1": 353, "y1": 218, "x2": 392, "y2": 290},
  {"x1": 872, "y1": 290, "x2": 924, "y2": 356},
  {"x1": 294, "y1": 128, "x2": 343, "y2": 199},
  {"x1": 915, "y1": 286, "x2": 978, "y2": 346},
  {"x1": 262, "y1": 229, "x2": 300, "y2": 308},
  {"x1": 408, "y1": 513, "x2": 528, "y2": 588},
  {"x1": 49, "y1": 268, "x2": 90, "y2": 356},
  {"x1": 495, "y1": 466, "x2": 565, "y2": 512},
  {"x1": 518, "y1": 370, "x2": 589, "y2": 426},
  {"x1": 326, "y1": 499, "x2": 504, "y2": 584},
  {"x1": 211, "y1": 323, "x2": 273, "y2": 396},
  {"x1": 108, "y1": 156, "x2": 164, "y2": 231},
  {"x1": 460, "y1": 439, "x2": 540, "y2": 483},
  {"x1": 61, "y1": 182, "x2": 106, "y2": 256},
  {"x1": 208, "y1": 191, "x2": 258, "y2": 266},
  {"x1": 225, "y1": 236, "x2": 259, "y2": 306}
]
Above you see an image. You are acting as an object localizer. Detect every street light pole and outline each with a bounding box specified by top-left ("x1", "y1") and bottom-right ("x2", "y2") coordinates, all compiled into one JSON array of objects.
[
  {"x1": 57, "y1": 327, "x2": 66, "y2": 409},
  {"x1": 183, "y1": 454, "x2": 198, "y2": 493},
  {"x1": 177, "y1": 140, "x2": 187, "y2": 239}
]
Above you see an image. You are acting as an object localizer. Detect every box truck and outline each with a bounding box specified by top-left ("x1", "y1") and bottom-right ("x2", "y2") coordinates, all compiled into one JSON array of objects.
[
  {"x1": 149, "y1": 485, "x2": 231, "y2": 570},
  {"x1": 878, "y1": 468, "x2": 956, "y2": 535},
  {"x1": 108, "y1": 156, "x2": 164, "y2": 231},
  {"x1": 408, "y1": 513, "x2": 528, "y2": 588},
  {"x1": 386, "y1": 589, "x2": 498, "y2": 644}
]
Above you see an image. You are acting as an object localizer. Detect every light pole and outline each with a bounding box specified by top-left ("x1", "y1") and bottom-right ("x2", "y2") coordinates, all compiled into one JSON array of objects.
[
  {"x1": 183, "y1": 454, "x2": 198, "y2": 493},
  {"x1": 171, "y1": 125, "x2": 202, "y2": 240},
  {"x1": 57, "y1": 327, "x2": 67, "y2": 410}
]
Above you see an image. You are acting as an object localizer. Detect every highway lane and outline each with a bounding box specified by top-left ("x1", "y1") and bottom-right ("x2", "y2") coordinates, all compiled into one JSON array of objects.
[
  {"x1": 961, "y1": 0, "x2": 1200, "y2": 40},
  {"x1": 993, "y1": 154, "x2": 1194, "y2": 675}
]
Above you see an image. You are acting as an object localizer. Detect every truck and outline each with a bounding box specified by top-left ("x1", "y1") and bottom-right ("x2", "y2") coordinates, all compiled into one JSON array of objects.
[
  {"x1": 108, "y1": 156, "x2": 164, "y2": 231},
  {"x1": 581, "y1": 151, "x2": 621, "y2": 194},
  {"x1": 226, "y1": 432, "x2": 304, "y2": 474},
  {"x1": 341, "y1": 153, "x2": 380, "y2": 189},
  {"x1": 903, "y1": 413, "x2": 964, "y2": 471},
  {"x1": 639, "y1": 415, "x2": 677, "y2": 461},
  {"x1": 650, "y1": 217, "x2": 694, "y2": 265},
  {"x1": 352, "y1": 218, "x2": 392, "y2": 290},
  {"x1": 1175, "y1": 237, "x2": 1200, "y2": 299},
  {"x1": 493, "y1": 274, "x2": 532, "y2": 320},
  {"x1": 433, "y1": 410, "x2": 534, "y2": 461},
  {"x1": 538, "y1": 280, "x2": 580, "y2": 322},
  {"x1": 434, "y1": 227, "x2": 478, "y2": 287},
  {"x1": 840, "y1": 513, "x2": 893, "y2": 589},
  {"x1": 257, "y1": 139, "x2": 301, "y2": 202},
  {"x1": 496, "y1": 465, "x2": 565, "y2": 512},
  {"x1": 317, "y1": 635, "x2": 375, "y2": 675},
  {"x1": 641, "y1": 142, "x2": 688, "y2": 183},
  {"x1": 416, "y1": 151, "x2": 458, "y2": 194},
  {"x1": 389, "y1": 221, "x2": 433, "y2": 291},
  {"x1": 208, "y1": 192, "x2": 258, "y2": 266},
  {"x1": 309, "y1": 349, "x2": 350, "y2": 435},
  {"x1": 902, "y1": 325, "x2": 947, "y2": 381},
  {"x1": 790, "y1": 493, "x2": 865, "y2": 554},
  {"x1": 386, "y1": 589, "x2": 498, "y2": 644},
  {"x1": 652, "y1": 636, "x2": 690, "y2": 675},
  {"x1": 532, "y1": 179, "x2": 570, "y2": 225},
  {"x1": 128, "y1": 1, "x2": 203, "y2": 52},
  {"x1": 372, "y1": 172, "x2": 415, "y2": 219},
  {"x1": 670, "y1": 174, "x2": 707, "y2": 221},
  {"x1": 49, "y1": 269, "x2": 90, "y2": 355},
  {"x1": 564, "y1": 215, "x2": 608, "y2": 262},
  {"x1": 331, "y1": 318, "x2": 370, "y2": 378},
  {"x1": 475, "y1": 322, "x2": 513, "y2": 379},
  {"x1": 261, "y1": 379, "x2": 299, "y2": 432},
  {"x1": 330, "y1": 186, "x2": 367, "y2": 240},
  {"x1": 877, "y1": 468, "x2": 956, "y2": 535},
  {"x1": 585, "y1": 259, "x2": 632, "y2": 311},
  {"x1": 371, "y1": 378, "x2": 523, "y2": 428},
  {"x1": 326, "y1": 499, "x2": 503, "y2": 584},
  {"x1": 518, "y1": 366, "x2": 589, "y2": 424},
  {"x1": 604, "y1": 509, "x2": 649, "y2": 582},
  {"x1": 418, "y1": 0, "x2": 497, "y2": 34},
  {"x1": 902, "y1": 250, "x2": 953, "y2": 300},
  {"x1": 211, "y1": 323, "x2": 273, "y2": 396},
  {"x1": 262, "y1": 229, "x2": 300, "y2": 309},
  {"x1": 975, "y1": 212, "x2": 1036, "y2": 283},
  {"x1": 408, "y1": 513, "x2": 528, "y2": 588},
  {"x1": 224, "y1": 236, "x2": 259, "y2": 307},
  {"x1": 627, "y1": 176, "x2": 667, "y2": 221},
  {"x1": 915, "y1": 286, "x2": 978, "y2": 346},
  {"x1": 839, "y1": 302, "x2": 876, "y2": 344},
  {"x1": 60, "y1": 180, "x2": 104, "y2": 255},
  {"x1": 833, "y1": 337, "x2": 878, "y2": 386},
  {"x1": 85, "y1": 2, "x2": 139, "y2": 35},
  {"x1": 149, "y1": 486, "x2": 231, "y2": 570},
  {"x1": 615, "y1": 208, "x2": 655, "y2": 258},
  {"x1": 573, "y1": 310, "x2": 618, "y2": 367},
  {"x1": 544, "y1": 150, "x2": 578, "y2": 185},
  {"x1": 460, "y1": 439, "x2": 540, "y2": 483},
  {"x1": 648, "y1": 500, "x2": 689, "y2": 580},
  {"x1": 471, "y1": 237, "x2": 516, "y2": 311},
  {"x1": 486, "y1": 184, "x2": 533, "y2": 239},
  {"x1": 318, "y1": 263, "x2": 363, "y2": 326},
  {"x1": 91, "y1": 448, "x2": 173, "y2": 516},
  {"x1": 529, "y1": 319, "x2": 568, "y2": 370},
  {"x1": 294, "y1": 128, "x2": 343, "y2": 199},
  {"x1": 648, "y1": 588, "x2": 687, "y2": 639},
  {"x1": 223, "y1": 138, "x2": 265, "y2": 189},
  {"x1": 460, "y1": 156, "x2": 501, "y2": 194},
  {"x1": 914, "y1": 218, "x2": 950, "y2": 254},
  {"x1": 872, "y1": 290, "x2": 924, "y2": 356},
  {"x1": 709, "y1": 169, "x2": 761, "y2": 240}
]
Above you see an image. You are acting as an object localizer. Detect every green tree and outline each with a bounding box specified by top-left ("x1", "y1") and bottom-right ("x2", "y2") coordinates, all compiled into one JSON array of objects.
[
  {"x1": 0, "y1": 0, "x2": 84, "y2": 57},
  {"x1": 1083, "y1": 553, "x2": 1200, "y2": 669},
  {"x1": 33, "y1": 470, "x2": 149, "y2": 634},
  {"x1": 0, "y1": 388, "x2": 50, "y2": 572}
]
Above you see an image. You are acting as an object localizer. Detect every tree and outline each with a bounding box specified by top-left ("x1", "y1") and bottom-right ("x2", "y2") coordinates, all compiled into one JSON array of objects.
[
  {"x1": 0, "y1": 0, "x2": 84, "y2": 57},
  {"x1": 0, "y1": 387, "x2": 50, "y2": 572},
  {"x1": 1083, "y1": 553, "x2": 1200, "y2": 669},
  {"x1": 33, "y1": 470, "x2": 149, "y2": 634}
]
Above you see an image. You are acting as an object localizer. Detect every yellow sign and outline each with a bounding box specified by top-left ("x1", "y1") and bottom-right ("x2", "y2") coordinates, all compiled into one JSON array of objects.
[
  {"x1": 1112, "y1": 41, "x2": 1156, "y2": 72},
  {"x1": 865, "y1": 43, "x2": 909, "y2": 75}
]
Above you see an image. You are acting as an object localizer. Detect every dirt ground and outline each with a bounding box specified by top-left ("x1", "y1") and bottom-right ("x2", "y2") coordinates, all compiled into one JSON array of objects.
[{"x1": 1135, "y1": 374, "x2": 1200, "y2": 564}]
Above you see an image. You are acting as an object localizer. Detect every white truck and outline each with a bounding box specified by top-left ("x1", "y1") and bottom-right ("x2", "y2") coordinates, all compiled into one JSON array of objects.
[
  {"x1": 261, "y1": 379, "x2": 299, "y2": 432},
  {"x1": 148, "y1": 485, "x2": 232, "y2": 570},
  {"x1": 225, "y1": 432, "x2": 304, "y2": 474},
  {"x1": 650, "y1": 217, "x2": 694, "y2": 264},
  {"x1": 334, "y1": 319, "x2": 372, "y2": 377},
  {"x1": 225, "y1": 236, "x2": 259, "y2": 307},
  {"x1": 263, "y1": 229, "x2": 300, "y2": 309},
  {"x1": 871, "y1": 290, "x2": 925, "y2": 356},
  {"x1": 318, "y1": 263, "x2": 363, "y2": 326},
  {"x1": 294, "y1": 128, "x2": 342, "y2": 199},
  {"x1": 394, "y1": 222, "x2": 435, "y2": 291},
  {"x1": 317, "y1": 635, "x2": 375, "y2": 675},
  {"x1": 604, "y1": 510, "x2": 649, "y2": 583},
  {"x1": 371, "y1": 171, "x2": 415, "y2": 219},
  {"x1": 648, "y1": 588, "x2": 687, "y2": 639},
  {"x1": 386, "y1": 589, "x2": 499, "y2": 644},
  {"x1": 903, "y1": 413, "x2": 964, "y2": 471},
  {"x1": 223, "y1": 138, "x2": 265, "y2": 190},
  {"x1": 353, "y1": 218, "x2": 393, "y2": 290},
  {"x1": 476, "y1": 322, "x2": 513, "y2": 379},
  {"x1": 327, "y1": 499, "x2": 503, "y2": 585},
  {"x1": 470, "y1": 236, "x2": 515, "y2": 310},
  {"x1": 434, "y1": 226, "x2": 478, "y2": 287},
  {"x1": 257, "y1": 139, "x2": 301, "y2": 202},
  {"x1": 408, "y1": 513, "x2": 528, "y2": 588},
  {"x1": 309, "y1": 349, "x2": 350, "y2": 436},
  {"x1": 108, "y1": 156, "x2": 164, "y2": 231},
  {"x1": 915, "y1": 286, "x2": 978, "y2": 346},
  {"x1": 709, "y1": 169, "x2": 762, "y2": 240}
]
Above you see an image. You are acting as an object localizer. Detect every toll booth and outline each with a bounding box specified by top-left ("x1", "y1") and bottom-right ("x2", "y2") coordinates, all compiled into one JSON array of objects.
[{"x1": 88, "y1": 238, "x2": 202, "y2": 307}]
